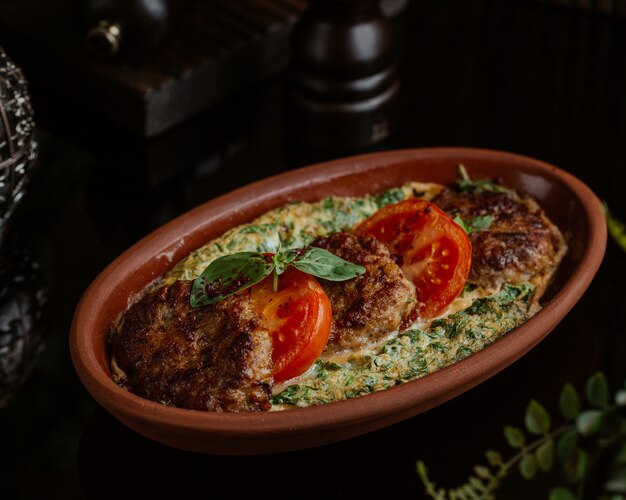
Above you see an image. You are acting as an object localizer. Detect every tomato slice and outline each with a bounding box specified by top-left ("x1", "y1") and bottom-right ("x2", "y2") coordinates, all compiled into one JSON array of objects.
[
  {"x1": 354, "y1": 198, "x2": 471, "y2": 319},
  {"x1": 251, "y1": 266, "x2": 332, "y2": 383}
]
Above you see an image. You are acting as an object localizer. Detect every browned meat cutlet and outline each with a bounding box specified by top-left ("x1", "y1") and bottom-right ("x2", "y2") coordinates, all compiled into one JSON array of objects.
[
  {"x1": 109, "y1": 280, "x2": 273, "y2": 412},
  {"x1": 312, "y1": 232, "x2": 417, "y2": 354},
  {"x1": 432, "y1": 187, "x2": 566, "y2": 298}
]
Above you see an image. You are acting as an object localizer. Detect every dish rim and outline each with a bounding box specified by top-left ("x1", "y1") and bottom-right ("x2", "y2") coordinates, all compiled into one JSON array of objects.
[{"x1": 70, "y1": 147, "x2": 607, "y2": 448}]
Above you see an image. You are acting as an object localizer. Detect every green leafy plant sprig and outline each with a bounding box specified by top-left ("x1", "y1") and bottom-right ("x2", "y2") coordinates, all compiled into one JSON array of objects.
[
  {"x1": 189, "y1": 246, "x2": 365, "y2": 308},
  {"x1": 603, "y1": 202, "x2": 626, "y2": 254},
  {"x1": 417, "y1": 372, "x2": 626, "y2": 499}
]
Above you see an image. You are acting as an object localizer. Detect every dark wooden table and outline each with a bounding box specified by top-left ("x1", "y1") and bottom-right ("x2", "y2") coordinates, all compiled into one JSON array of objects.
[{"x1": 3, "y1": 1, "x2": 626, "y2": 498}]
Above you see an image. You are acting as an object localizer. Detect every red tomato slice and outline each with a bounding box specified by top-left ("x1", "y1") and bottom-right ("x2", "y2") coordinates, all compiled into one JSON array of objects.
[
  {"x1": 251, "y1": 266, "x2": 332, "y2": 383},
  {"x1": 354, "y1": 198, "x2": 471, "y2": 319}
]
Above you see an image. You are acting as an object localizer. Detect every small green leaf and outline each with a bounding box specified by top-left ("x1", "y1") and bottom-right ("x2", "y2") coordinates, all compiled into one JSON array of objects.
[
  {"x1": 288, "y1": 247, "x2": 366, "y2": 281},
  {"x1": 272, "y1": 251, "x2": 289, "y2": 276},
  {"x1": 190, "y1": 252, "x2": 274, "y2": 307},
  {"x1": 587, "y1": 372, "x2": 610, "y2": 409},
  {"x1": 485, "y1": 450, "x2": 503, "y2": 467},
  {"x1": 504, "y1": 426, "x2": 526, "y2": 448},
  {"x1": 473, "y1": 465, "x2": 491, "y2": 479},
  {"x1": 615, "y1": 390, "x2": 626, "y2": 407},
  {"x1": 557, "y1": 429, "x2": 578, "y2": 464},
  {"x1": 468, "y1": 215, "x2": 494, "y2": 232},
  {"x1": 519, "y1": 454, "x2": 537, "y2": 480},
  {"x1": 549, "y1": 487, "x2": 576, "y2": 500},
  {"x1": 456, "y1": 164, "x2": 510, "y2": 194},
  {"x1": 468, "y1": 475, "x2": 487, "y2": 491},
  {"x1": 525, "y1": 399, "x2": 551, "y2": 435},
  {"x1": 454, "y1": 216, "x2": 471, "y2": 234},
  {"x1": 604, "y1": 202, "x2": 626, "y2": 254},
  {"x1": 559, "y1": 383, "x2": 581, "y2": 420},
  {"x1": 536, "y1": 439, "x2": 554, "y2": 472},
  {"x1": 461, "y1": 483, "x2": 478, "y2": 497},
  {"x1": 454, "y1": 215, "x2": 494, "y2": 235},
  {"x1": 577, "y1": 409, "x2": 604, "y2": 435},
  {"x1": 416, "y1": 460, "x2": 428, "y2": 476}
]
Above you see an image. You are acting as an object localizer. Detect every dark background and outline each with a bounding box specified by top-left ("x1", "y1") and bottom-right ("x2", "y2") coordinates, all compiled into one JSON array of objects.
[{"x1": 2, "y1": 0, "x2": 626, "y2": 498}]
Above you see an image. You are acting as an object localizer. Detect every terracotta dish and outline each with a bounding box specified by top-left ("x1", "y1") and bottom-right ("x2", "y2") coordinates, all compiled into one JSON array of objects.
[{"x1": 70, "y1": 148, "x2": 606, "y2": 455}]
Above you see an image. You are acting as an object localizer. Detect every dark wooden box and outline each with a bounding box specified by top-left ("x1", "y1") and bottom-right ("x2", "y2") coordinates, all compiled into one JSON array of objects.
[{"x1": 0, "y1": 0, "x2": 305, "y2": 137}]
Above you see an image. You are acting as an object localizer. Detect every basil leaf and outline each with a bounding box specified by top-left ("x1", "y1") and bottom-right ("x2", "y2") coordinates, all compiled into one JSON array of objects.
[
  {"x1": 190, "y1": 245, "x2": 365, "y2": 308},
  {"x1": 289, "y1": 247, "x2": 365, "y2": 281},
  {"x1": 469, "y1": 215, "x2": 494, "y2": 231},
  {"x1": 274, "y1": 248, "x2": 297, "y2": 275},
  {"x1": 454, "y1": 215, "x2": 494, "y2": 235},
  {"x1": 454, "y1": 216, "x2": 472, "y2": 234},
  {"x1": 456, "y1": 164, "x2": 509, "y2": 194},
  {"x1": 190, "y1": 252, "x2": 273, "y2": 307}
]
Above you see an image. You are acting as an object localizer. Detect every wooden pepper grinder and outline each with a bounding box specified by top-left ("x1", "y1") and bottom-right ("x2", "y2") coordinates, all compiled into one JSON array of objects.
[{"x1": 288, "y1": 0, "x2": 399, "y2": 155}]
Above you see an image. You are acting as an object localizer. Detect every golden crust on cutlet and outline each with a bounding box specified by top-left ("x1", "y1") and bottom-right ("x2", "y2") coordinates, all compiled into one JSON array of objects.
[
  {"x1": 312, "y1": 232, "x2": 417, "y2": 354},
  {"x1": 110, "y1": 281, "x2": 273, "y2": 412},
  {"x1": 432, "y1": 188, "x2": 567, "y2": 299}
]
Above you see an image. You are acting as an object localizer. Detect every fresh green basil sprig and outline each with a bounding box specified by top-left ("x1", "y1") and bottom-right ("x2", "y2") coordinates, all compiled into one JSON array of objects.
[
  {"x1": 190, "y1": 247, "x2": 365, "y2": 308},
  {"x1": 457, "y1": 164, "x2": 510, "y2": 194}
]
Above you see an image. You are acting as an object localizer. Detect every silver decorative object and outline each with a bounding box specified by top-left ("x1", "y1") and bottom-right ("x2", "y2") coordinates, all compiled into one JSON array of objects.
[
  {"x1": 0, "y1": 48, "x2": 45, "y2": 408},
  {"x1": 0, "y1": 46, "x2": 37, "y2": 243},
  {"x1": 0, "y1": 237, "x2": 47, "y2": 408}
]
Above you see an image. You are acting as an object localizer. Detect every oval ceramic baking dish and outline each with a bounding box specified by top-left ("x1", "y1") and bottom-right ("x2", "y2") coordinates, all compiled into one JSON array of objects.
[{"x1": 70, "y1": 148, "x2": 606, "y2": 454}]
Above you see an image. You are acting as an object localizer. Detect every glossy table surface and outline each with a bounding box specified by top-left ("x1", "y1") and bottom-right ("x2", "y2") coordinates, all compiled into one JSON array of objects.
[{"x1": 3, "y1": 1, "x2": 626, "y2": 498}]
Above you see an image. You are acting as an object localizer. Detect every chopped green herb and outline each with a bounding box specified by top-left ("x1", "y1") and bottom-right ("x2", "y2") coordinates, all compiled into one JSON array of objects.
[
  {"x1": 273, "y1": 284, "x2": 535, "y2": 407},
  {"x1": 374, "y1": 188, "x2": 406, "y2": 208},
  {"x1": 238, "y1": 225, "x2": 260, "y2": 234},
  {"x1": 321, "y1": 197, "x2": 335, "y2": 211},
  {"x1": 430, "y1": 342, "x2": 446, "y2": 353},
  {"x1": 455, "y1": 345, "x2": 474, "y2": 361}
]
